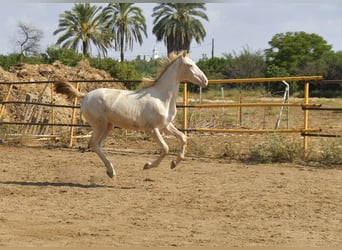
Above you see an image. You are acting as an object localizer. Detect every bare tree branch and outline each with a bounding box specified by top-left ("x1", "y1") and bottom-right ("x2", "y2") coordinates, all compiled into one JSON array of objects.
[{"x1": 16, "y1": 21, "x2": 44, "y2": 56}]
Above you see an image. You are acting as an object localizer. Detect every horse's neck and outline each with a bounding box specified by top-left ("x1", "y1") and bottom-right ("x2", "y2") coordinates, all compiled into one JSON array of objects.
[{"x1": 150, "y1": 63, "x2": 181, "y2": 106}]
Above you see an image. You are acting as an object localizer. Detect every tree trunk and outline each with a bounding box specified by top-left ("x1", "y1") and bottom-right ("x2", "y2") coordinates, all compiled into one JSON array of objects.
[
  {"x1": 120, "y1": 34, "x2": 125, "y2": 62},
  {"x1": 82, "y1": 40, "x2": 88, "y2": 56}
]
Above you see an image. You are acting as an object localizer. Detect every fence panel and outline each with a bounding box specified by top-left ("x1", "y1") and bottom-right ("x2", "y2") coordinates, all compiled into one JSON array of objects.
[{"x1": 1, "y1": 76, "x2": 341, "y2": 158}]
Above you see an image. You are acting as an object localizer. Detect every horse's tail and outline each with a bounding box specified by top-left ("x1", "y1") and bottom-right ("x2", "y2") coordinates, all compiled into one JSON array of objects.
[{"x1": 54, "y1": 79, "x2": 85, "y2": 101}]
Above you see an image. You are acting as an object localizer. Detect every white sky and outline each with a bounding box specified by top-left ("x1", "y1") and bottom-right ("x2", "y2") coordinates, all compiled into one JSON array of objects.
[{"x1": 1, "y1": 1, "x2": 342, "y2": 61}]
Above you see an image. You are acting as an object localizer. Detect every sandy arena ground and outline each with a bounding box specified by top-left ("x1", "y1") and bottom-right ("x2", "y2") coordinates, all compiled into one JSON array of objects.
[{"x1": 0, "y1": 138, "x2": 341, "y2": 247}]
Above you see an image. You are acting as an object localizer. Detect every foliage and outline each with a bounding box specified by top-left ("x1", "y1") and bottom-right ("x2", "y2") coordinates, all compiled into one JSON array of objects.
[
  {"x1": 131, "y1": 57, "x2": 161, "y2": 78},
  {"x1": 223, "y1": 46, "x2": 265, "y2": 79},
  {"x1": 197, "y1": 57, "x2": 226, "y2": 80},
  {"x1": 0, "y1": 54, "x2": 25, "y2": 70},
  {"x1": 248, "y1": 134, "x2": 303, "y2": 163},
  {"x1": 264, "y1": 32, "x2": 335, "y2": 95},
  {"x1": 53, "y1": 3, "x2": 113, "y2": 57},
  {"x1": 0, "y1": 53, "x2": 44, "y2": 70},
  {"x1": 324, "y1": 51, "x2": 342, "y2": 79},
  {"x1": 196, "y1": 47, "x2": 266, "y2": 92},
  {"x1": 152, "y1": 3, "x2": 208, "y2": 55},
  {"x1": 195, "y1": 56, "x2": 226, "y2": 93},
  {"x1": 103, "y1": 3, "x2": 147, "y2": 62},
  {"x1": 265, "y1": 31, "x2": 333, "y2": 76},
  {"x1": 318, "y1": 138, "x2": 342, "y2": 166},
  {"x1": 42, "y1": 46, "x2": 83, "y2": 66},
  {"x1": 89, "y1": 57, "x2": 141, "y2": 89}
]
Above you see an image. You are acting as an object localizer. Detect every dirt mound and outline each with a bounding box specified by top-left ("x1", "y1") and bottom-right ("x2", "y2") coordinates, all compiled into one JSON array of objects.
[
  {"x1": 0, "y1": 59, "x2": 124, "y2": 134},
  {"x1": 0, "y1": 59, "x2": 123, "y2": 84}
]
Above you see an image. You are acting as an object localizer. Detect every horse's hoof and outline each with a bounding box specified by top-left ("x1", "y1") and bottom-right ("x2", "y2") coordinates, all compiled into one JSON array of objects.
[
  {"x1": 171, "y1": 160, "x2": 177, "y2": 169},
  {"x1": 106, "y1": 170, "x2": 114, "y2": 178},
  {"x1": 143, "y1": 162, "x2": 152, "y2": 170}
]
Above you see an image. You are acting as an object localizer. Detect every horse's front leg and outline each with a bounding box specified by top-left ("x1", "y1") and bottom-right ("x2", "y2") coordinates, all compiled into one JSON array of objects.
[
  {"x1": 143, "y1": 128, "x2": 169, "y2": 170},
  {"x1": 164, "y1": 123, "x2": 187, "y2": 169}
]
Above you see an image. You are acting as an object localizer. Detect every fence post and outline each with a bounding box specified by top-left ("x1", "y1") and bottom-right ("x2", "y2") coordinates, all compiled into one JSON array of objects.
[
  {"x1": 0, "y1": 84, "x2": 13, "y2": 118},
  {"x1": 50, "y1": 83, "x2": 55, "y2": 135},
  {"x1": 69, "y1": 82, "x2": 80, "y2": 147},
  {"x1": 303, "y1": 81, "x2": 310, "y2": 158},
  {"x1": 238, "y1": 92, "x2": 242, "y2": 128},
  {"x1": 183, "y1": 83, "x2": 188, "y2": 136}
]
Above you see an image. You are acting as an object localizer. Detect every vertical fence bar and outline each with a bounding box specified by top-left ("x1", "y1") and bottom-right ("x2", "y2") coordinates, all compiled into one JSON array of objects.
[
  {"x1": 303, "y1": 81, "x2": 310, "y2": 157},
  {"x1": 69, "y1": 82, "x2": 80, "y2": 147},
  {"x1": 0, "y1": 84, "x2": 13, "y2": 118},
  {"x1": 50, "y1": 83, "x2": 55, "y2": 135},
  {"x1": 183, "y1": 83, "x2": 188, "y2": 136},
  {"x1": 239, "y1": 92, "x2": 242, "y2": 128}
]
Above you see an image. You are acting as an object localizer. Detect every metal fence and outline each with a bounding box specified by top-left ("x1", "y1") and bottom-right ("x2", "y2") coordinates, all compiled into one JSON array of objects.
[{"x1": 1, "y1": 76, "x2": 341, "y2": 157}]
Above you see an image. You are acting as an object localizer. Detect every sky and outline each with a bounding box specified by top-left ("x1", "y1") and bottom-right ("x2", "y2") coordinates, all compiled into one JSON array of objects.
[{"x1": 1, "y1": 1, "x2": 342, "y2": 62}]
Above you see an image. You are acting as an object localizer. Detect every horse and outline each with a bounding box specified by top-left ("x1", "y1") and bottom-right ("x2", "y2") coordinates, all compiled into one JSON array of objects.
[{"x1": 54, "y1": 51, "x2": 208, "y2": 178}]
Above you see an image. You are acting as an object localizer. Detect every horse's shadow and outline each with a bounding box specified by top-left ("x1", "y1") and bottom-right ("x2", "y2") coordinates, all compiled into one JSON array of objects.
[{"x1": 0, "y1": 180, "x2": 136, "y2": 189}]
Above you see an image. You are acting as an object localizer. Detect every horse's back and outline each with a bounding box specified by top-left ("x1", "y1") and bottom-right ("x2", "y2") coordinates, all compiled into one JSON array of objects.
[
  {"x1": 81, "y1": 88, "x2": 163, "y2": 130},
  {"x1": 81, "y1": 88, "x2": 122, "y2": 122}
]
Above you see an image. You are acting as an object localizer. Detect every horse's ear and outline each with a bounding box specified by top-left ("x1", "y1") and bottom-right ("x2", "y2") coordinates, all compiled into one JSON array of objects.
[{"x1": 182, "y1": 51, "x2": 188, "y2": 57}]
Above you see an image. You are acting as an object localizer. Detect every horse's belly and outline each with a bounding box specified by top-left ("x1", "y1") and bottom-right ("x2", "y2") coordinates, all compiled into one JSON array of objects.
[
  {"x1": 109, "y1": 101, "x2": 168, "y2": 130},
  {"x1": 108, "y1": 109, "x2": 166, "y2": 130}
]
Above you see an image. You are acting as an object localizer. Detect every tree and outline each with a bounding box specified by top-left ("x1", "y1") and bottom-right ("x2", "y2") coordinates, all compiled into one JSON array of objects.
[
  {"x1": 15, "y1": 22, "x2": 43, "y2": 56},
  {"x1": 313, "y1": 51, "x2": 342, "y2": 97},
  {"x1": 324, "y1": 51, "x2": 342, "y2": 79},
  {"x1": 152, "y1": 3, "x2": 208, "y2": 55},
  {"x1": 53, "y1": 3, "x2": 113, "y2": 57},
  {"x1": 103, "y1": 3, "x2": 147, "y2": 62},
  {"x1": 223, "y1": 46, "x2": 265, "y2": 79},
  {"x1": 197, "y1": 56, "x2": 226, "y2": 80},
  {"x1": 265, "y1": 31, "x2": 333, "y2": 76}
]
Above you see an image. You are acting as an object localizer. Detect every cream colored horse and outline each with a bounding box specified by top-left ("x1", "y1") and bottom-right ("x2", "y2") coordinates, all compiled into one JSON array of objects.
[{"x1": 54, "y1": 51, "x2": 208, "y2": 178}]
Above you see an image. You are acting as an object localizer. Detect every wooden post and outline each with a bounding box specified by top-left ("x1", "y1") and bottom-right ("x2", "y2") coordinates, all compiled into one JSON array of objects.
[
  {"x1": 69, "y1": 82, "x2": 80, "y2": 147},
  {"x1": 183, "y1": 83, "x2": 188, "y2": 136},
  {"x1": 236, "y1": 93, "x2": 242, "y2": 128},
  {"x1": 239, "y1": 92, "x2": 242, "y2": 128},
  {"x1": 0, "y1": 84, "x2": 13, "y2": 118},
  {"x1": 50, "y1": 82, "x2": 55, "y2": 135},
  {"x1": 303, "y1": 81, "x2": 309, "y2": 157}
]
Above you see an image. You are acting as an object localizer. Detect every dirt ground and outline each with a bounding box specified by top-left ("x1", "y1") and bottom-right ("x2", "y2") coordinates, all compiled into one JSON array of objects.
[{"x1": 0, "y1": 136, "x2": 341, "y2": 247}]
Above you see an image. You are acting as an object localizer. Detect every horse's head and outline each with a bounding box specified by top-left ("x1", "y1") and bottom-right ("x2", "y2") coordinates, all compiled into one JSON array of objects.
[{"x1": 177, "y1": 51, "x2": 208, "y2": 88}]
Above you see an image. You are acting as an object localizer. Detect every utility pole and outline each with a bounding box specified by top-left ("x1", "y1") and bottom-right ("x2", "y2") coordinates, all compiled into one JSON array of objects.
[{"x1": 211, "y1": 38, "x2": 214, "y2": 59}]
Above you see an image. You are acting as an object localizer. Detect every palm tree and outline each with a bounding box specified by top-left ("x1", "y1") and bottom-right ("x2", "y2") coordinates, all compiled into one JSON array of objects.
[
  {"x1": 152, "y1": 3, "x2": 208, "y2": 55},
  {"x1": 53, "y1": 3, "x2": 113, "y2": 57},
  {"x1": 103, "y1": 3, "x2": 147, "y2": 62}
]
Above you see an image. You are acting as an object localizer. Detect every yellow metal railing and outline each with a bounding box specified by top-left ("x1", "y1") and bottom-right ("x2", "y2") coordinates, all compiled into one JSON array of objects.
[{"x1": 181, "y1": 76, "x2": 323, "y2": 156}]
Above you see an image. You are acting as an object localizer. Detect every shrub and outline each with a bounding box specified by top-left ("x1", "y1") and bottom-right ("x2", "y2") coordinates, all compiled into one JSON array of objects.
[
  {"x1": 43, "y1": 46, "x2": 83, "y2": 66},
  {"x1": 318, "y1": 138, "x2": 342, "y2": 166},
  {"x1": 248, "y1": 134, "x2": 303, "y2": 163},
  {"x1": 0, "y1": 53, "x2": 44, "y2": 70},
  {"x1": 89, "y1": 58, "x2": 141, "y2": 89}
]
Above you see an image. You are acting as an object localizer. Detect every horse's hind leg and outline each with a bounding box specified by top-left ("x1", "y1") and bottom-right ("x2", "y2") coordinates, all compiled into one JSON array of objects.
[
  {"x1": 88, "y1": 122, "x2": 115, "y2": 178},
  {"x1": 164, "y1": 123, "x2": 187, "y2": 169},
  {"x1": 143, "y1": 128, "x2": 169, "y2": 170}
]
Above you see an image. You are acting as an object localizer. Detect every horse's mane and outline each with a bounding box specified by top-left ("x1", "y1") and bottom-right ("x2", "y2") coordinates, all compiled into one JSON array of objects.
[{"x1": 142, "y1": 51, "x2": 188, "y2": 88}]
